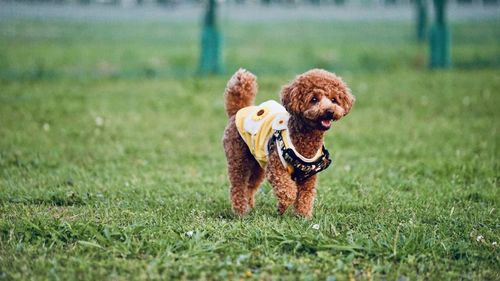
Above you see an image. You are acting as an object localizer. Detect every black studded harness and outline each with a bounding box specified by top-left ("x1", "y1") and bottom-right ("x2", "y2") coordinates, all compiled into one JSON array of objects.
[{"x1": 269, "y1": 130, "x2": 332, "y2": 182}]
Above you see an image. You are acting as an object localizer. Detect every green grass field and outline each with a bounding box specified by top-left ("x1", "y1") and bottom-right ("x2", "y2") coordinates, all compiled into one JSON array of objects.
[{"x1": 1, "y1": 13, "x2": 499, "y2": 280}]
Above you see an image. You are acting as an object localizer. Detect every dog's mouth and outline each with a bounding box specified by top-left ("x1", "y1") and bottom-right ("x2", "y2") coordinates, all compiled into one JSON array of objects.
[
  {"x1": 303, "y1": 111, "x2": 336, "y2": 130},
  {"x1": 319, "y1": 118, "x2": 333, "y2": 130}
]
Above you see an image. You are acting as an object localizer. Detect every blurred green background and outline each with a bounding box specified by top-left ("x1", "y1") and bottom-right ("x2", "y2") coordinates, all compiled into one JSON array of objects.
[{"x1": 1, "y1": 1, "x2": 499, "y2": 79}]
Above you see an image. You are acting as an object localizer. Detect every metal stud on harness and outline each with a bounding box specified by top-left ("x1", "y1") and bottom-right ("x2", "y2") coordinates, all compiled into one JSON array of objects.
[{"x1": 269, "y1": 130, "x2": 332, "y2": 182}]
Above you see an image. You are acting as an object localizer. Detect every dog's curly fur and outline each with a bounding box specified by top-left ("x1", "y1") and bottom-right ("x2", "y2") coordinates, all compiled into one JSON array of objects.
[{"x1": 223, "y1": 68, "x2": 355, "y2": 218}]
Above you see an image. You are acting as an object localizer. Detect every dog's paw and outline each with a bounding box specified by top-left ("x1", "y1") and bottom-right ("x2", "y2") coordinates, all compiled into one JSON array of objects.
[
  {"x1": 277, "y1": 203, "x2": 290, "y2": 216},
  {"x1": 232, "y1": 204, "x2": 251, "y2": 217}
]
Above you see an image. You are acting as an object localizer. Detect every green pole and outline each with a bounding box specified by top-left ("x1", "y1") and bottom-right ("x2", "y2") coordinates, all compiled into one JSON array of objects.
[
  {"x1": 198, "y1": 0, "x2": 222, "y2": 75},
  {"x1": 416, "y1": 0, "x2": 428, "y2": 43},
  {"x1": 429, "y1": 0, "x2": 451, "y2": 68}
]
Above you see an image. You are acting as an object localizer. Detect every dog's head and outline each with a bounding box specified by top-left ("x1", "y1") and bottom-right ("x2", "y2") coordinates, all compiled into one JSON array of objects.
[{"x1": 281, "y1": 69, "x2": 355, "y2": 131}]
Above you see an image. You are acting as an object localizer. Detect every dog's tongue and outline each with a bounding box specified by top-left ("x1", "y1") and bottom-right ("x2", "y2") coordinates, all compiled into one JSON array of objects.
[{"x1": 321, "y1": 119, "x2": 332, "y2": 127}]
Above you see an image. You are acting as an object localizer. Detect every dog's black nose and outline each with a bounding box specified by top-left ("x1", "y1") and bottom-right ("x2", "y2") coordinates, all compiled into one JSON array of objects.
[{"x1": 325, "y1": 110, "x2": 334, "y2": 120}]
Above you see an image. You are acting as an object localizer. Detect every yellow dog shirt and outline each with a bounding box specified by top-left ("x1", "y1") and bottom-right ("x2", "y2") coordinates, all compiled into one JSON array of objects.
[{"x1": 235, "y1": 100, "x2": 290, "y2": 167}]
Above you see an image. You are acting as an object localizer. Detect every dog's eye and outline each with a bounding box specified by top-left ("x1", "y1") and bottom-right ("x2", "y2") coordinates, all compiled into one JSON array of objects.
[
  {"x1": 311, "y1": 97, "x2": 318, "y2": 104},
  {"x1": 331, "y1": 98, "x2": 338, "y2": 104}
]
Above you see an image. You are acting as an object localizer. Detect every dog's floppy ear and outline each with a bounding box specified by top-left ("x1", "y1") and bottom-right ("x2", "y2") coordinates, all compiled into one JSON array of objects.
[
  {"x1": 341, "y1": 88, "x2": 355, "y2": 117},
  {"x1": 280, "y1": 83, "x2": 301, "y2": 114}
]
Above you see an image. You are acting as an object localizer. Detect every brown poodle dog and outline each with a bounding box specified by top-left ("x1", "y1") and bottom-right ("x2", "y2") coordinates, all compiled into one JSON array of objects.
[{"x1": 223, "y1": 68, "x2": 354, "y2": 218}]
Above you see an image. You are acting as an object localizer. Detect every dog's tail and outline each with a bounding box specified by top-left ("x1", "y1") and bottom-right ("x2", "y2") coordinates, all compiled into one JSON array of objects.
[{"x1": 224, "y1": 68, "x2": 257, "y2": 117}]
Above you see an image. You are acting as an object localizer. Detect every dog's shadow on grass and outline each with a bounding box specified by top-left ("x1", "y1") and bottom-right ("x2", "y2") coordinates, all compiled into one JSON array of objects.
[
  {"x1": 203, "y1": 193, "x2": 281, "y2": 221},
  {"x1": 206, "y1": 207, "x2": 283, "y2": 221},
  {"x1": 207, "y1": 208, "x2": 236, "y2": 220}
]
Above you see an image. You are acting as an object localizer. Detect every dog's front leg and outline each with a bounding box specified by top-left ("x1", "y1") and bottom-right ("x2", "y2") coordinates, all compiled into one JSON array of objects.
[
  {"x1": 266, "y1": 151, "x2": 297, "y2": 215},
  {"x1": 294, "y1": 175, "x2": 317, "y2": 218}
]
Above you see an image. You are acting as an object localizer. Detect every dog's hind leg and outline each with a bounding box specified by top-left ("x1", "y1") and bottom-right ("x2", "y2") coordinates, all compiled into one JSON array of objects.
[
  {"x1": 227, "y1": 158, "x2": 252, "y2": 216},
  {"x1": 224, "y1": 123, "x2": 254, "y2": 216}
]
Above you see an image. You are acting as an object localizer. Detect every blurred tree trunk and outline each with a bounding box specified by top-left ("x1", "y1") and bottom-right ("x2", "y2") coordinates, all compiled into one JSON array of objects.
[
  {"x1": 199, "y1": 0, "x2": 222, "y2": 75},
  {"x1": 415, "y1": 0, "x2": 427, "y2": 42},
  {"x1": 429, "y1": 0, "x2": 451, "y2": 68}
]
